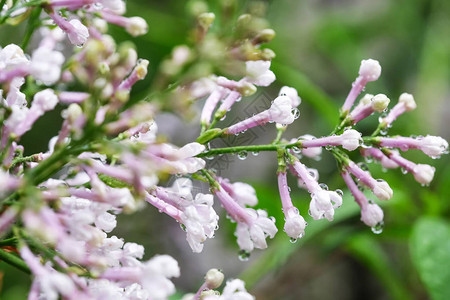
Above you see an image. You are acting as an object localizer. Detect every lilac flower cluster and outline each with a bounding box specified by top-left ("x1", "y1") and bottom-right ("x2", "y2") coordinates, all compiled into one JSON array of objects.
[{"x1": 0, "y1": 1, "x2": 448, "y2": 299}]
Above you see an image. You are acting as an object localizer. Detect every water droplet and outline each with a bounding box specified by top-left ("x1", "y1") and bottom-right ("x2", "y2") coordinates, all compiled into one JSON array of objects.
[
  {"x1": 325, "y1": 145, "x2": 334, "y2": 150},
  {"x1": 220, "y1": 115, "x2": 226, "y2": 121},
  {"x1": 400, "y1": 168, "x2": 408, "y2": 174},
  {"x1": 319, "y1": 183, "x2": 328, "y2": 190},
  {"x1": 287, "y1": 187, "x2": 291, "y2": 192},
  {"x1": 238, "y1": 250, "x2": 250, "y2": 261},
  {"x1": 371, "y1": 221, "x2": 384, "y2": 234},
  {"x1": 292, "y1": 146, "x2": 301, "y2": 154},
  {"x1": 289, "y1": 237, "x2": 297, "y2": 243},
  {"x1": 357, "y1": 162, "x2": 369, "y2": 171},
  {"x1": 76, "y1": 43, "x2": 85, "y2": 48},
  {"x1": 252, "y1": 151, "x2": 259, "y2": 156},
  {"x1": 364, "y1": 156, "x2": 373, "y2": 163},
  {"x1": 308, "y1": 209, "x2": 312, "y2": 217},
  {"x1": 93, "y1": 2, "x2": 103, "y2": 9},
  {"x1": 237, "y1": 151, "x2": 248, "y2": 160},
  {"x1": 291, "y1": 108, "x2": 300, "y2": 119},
  {"x1": 269, "y1": 216, "x2": 276, "y2": 223},
  {"x1": 180, "y1": 224, "x2": 187, "y2": 231},
  {"x1": 380, "y1": 129, "x2": 388, "y2": 136},
  {"x1": 215, "y1": 225, "x2": 219, "y2": 230},
  {"x1": 336, "y1": 189, "x2": 343, "y2": 197}
]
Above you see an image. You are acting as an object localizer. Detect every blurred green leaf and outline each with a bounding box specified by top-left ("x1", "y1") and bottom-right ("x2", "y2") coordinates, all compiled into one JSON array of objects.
[
  {"x1": 240, "y1": 192, "x2": 360, "y2": 288},
  {"x1": 346, "y1": 234, "x2": 412, "y2": 300},
  {"x1": 410, "y1": 217, "x2": 450, "y2": 300}
]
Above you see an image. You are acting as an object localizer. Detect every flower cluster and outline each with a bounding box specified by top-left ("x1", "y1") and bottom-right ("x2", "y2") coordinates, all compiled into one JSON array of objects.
[{"x1": 0, "y1": 1, "x2": 448, "y2": 299}]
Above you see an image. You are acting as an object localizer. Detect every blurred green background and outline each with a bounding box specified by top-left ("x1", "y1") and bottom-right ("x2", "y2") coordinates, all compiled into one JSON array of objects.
[{"x1": 1, "y1": 0, "x2": 450, "y2": 299}]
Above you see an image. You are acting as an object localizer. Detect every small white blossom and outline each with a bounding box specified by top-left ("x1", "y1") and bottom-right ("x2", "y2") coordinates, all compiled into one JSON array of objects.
[
  {"x1": 126, "y1": 17, "x2": 148, "y2": 37},
  {"x1": 372, "y1": 179, "x2": 393, "y2": 201},
  {"x1": 245, "y1": 60, "x2": 275, "y2": 86},
  {"x1": 283, "y1": 207, "x2": 306, "y2": 239},
  {"x1": 30, "y1": 47, "x2": 64, "y2": 85},
  {"x1": 419, "y1": 135, "x2": 448, "y2": 158},
  {"x1": 361, "y1": 203, "x2": 384, "y2": 227},
  {"x1": 399, "y1": 93, "x2": 416, "y2": 111},
  {"x1": 267, "y1": 96, "x2": 294, "y2": 124},
  {"x1": 339, "y1": 129, "x2": 362, "y2": 151},
  {"x1": 67, "y1": 19, "x2": 89, "y2": 46},
  {"x1": 279, "y1": 86, "x2": 301, "y2": 107},
  {"x1": 359, "y1": 59, "x2": 381, "y2": 81},
  {"x1": 413, "y1": 164, "x2": 435, "y2": 185}
]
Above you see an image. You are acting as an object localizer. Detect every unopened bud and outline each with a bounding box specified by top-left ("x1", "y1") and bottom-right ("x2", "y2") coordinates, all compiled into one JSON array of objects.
[
  {"x1": 66, "y1": 104, "x2": 83, "y2": 122},
  {"x1": 126, "y1": 17, "x2": 148, "y2": 37},
  {"x1": 236, "y1": 14, "x2": 252, "y2": 29},
  {"x1": 359, "y1": 59, "x2": 381, "y2": 81},
  {"x1": 260, "y1": 48, "x2": 276, "y2": 60},
  {"x1": 205, "y1": 268, "x2": 224, "y2": 289},
  {"x1": 135, "y1": 59, "x2": 149, "y2": 79},
  {"x1": 399, "y1": 93, "x2": 416, "y2": 111},
  {"x1": 253, "y1": 28, "x2": 276, "y2": 44},
  {"x1": 371, "y1": 94, "x2": 390, "y2": 112},
  {"x1": 236, "y1": 81, "x2": 257, "y2": 96},
  {"x1": 198, "y1": 12, "x2": 215, "y2": 30}
]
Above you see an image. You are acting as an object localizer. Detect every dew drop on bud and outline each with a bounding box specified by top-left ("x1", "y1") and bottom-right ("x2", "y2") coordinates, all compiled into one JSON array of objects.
[
  {"x1": 357, "y1": 162, "x2": 369, "y2": 171},
  {"x1": 291, "y1": 108, "x2": 300, "y2": 120},
  {"x1": 319, "y1": 183, "x2": 328, "y2": 190},
  {"x1": 289, "y1": 237, "x2": 297, "y2": 243},
  {"x1": 180, "y1": 224, "x2": 187, "y2": 232},
  {"x1": 371, "y1": 221, "x2": 384, "y2": 234},
  {"x1": 336, "y1": 189, "x2": 343, "y2": 197},
  {"x1": 364, "y1": 156, "x2": 373, "y2": 163},
  {"x1": 292, "y1": 146, "x2": 301, "y2": 154}
]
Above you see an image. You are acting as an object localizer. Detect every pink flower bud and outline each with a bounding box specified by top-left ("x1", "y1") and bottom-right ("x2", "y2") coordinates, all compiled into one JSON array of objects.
[
  {"x1": 359, "y1": 59, "x2": 381, "y2": 81},
  {"x1": 360, "y1": 203, "x2": 384, "y2": 227}
]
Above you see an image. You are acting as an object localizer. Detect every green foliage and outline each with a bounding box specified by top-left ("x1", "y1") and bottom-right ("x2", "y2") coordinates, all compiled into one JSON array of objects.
[{"x1": 410, "y1": 217, "x2": 450, "y2": 300}]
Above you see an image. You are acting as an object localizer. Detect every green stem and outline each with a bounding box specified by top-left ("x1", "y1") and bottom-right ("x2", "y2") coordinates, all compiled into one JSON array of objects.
[
  {"x1": 196, "y1": 141, "x2": 299, "y2": 158},
  {"x1": 0, "y1": 237, "x2": 18, "y2": 246},
  {"x1": 10, "y1": 153, "x2": 42, "y2": 168},
  {"x1": 330, "y1": 116, "x2": 351, "y2": 135},
  {"x1": 0, "y1": 248, "x2": 30, "y2": 274},
  {"x1": 0, "y1": 0, "x2": 45, "y2": 24},
  {"x1": 21, "y1": 6, "x2": 42, "y2": 50}
]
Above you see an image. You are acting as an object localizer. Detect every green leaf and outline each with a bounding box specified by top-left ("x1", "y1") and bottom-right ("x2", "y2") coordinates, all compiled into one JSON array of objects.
[
  {"x1": 346, "y1": 234, "x2": 411, "y2": 300},
  {"x1": 410, "y1": 217, "x2": 450, "y2": 300},
  {"x1": 239, "y1": 191, "x2": 360, "y2": 288}
]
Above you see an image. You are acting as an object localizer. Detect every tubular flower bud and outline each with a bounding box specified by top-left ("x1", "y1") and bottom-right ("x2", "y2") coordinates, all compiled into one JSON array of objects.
[
  {"x1": 225, "y1": 96, "x2": 294, "y2": 135},
  {"x1": 359, "y1": 59, "x2": 382, "y2": 81},
  {"x1": 205, "y1": 269, "x2": 224, "y2": 289}
]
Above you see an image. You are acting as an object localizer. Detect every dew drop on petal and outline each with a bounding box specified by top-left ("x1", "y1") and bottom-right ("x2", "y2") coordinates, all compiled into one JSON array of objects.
[
  {"x1": 291, "y1": 108, "x2": 300, "y2": 120},
  {"x1": 289, "y1": 237, "x2": 297, "y2": 243}
]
